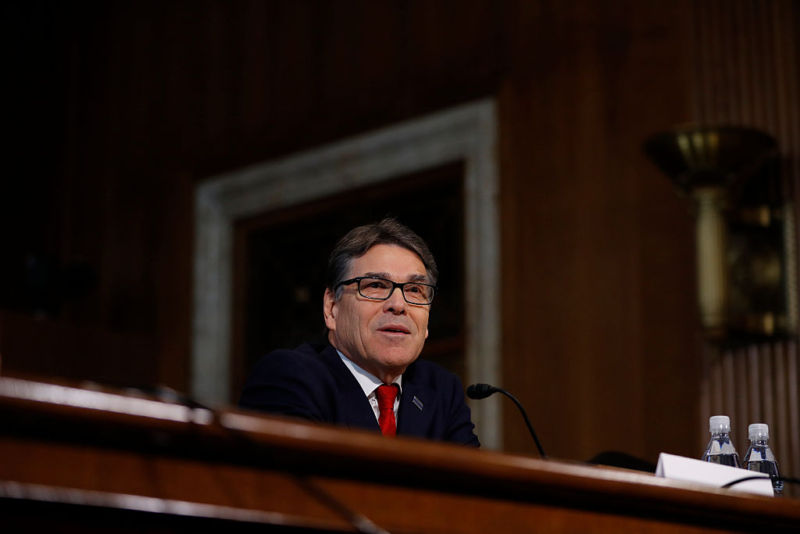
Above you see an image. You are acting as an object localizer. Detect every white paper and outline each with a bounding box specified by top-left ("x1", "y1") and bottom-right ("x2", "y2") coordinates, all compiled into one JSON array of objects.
[{"x1": 655, "y1": 453, "x2": 773, "y2": 497}]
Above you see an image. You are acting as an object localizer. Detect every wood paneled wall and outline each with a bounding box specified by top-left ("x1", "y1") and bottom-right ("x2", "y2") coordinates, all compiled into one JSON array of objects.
[
  {"x1": 692, "y1": 0, "x2": 800, "y2": 491},
  {"x1": 499, "y1": 0, "x2": 699, "y2": 461},
  {"x1": 3, "y1": 0, "x2": 505, "y2": 391},
  {"x1": 3, "y1": 1, "x2": 797, "y2": 468}
]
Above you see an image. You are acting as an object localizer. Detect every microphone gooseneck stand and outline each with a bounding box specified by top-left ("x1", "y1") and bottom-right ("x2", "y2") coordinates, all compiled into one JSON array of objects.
[{"x1": 466, "y1": 383, "x2": 547, "y2": 459}]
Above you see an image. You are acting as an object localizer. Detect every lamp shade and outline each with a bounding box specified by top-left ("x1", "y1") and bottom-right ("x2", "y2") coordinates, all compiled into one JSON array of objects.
[{"x1": 644, "y1": 126, "x2": 777, "y2": 192}]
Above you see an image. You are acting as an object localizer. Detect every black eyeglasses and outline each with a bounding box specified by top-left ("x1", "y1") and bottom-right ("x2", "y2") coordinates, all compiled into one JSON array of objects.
[{"x1": 336, "y1": 276, "x2": 436, "y2": 305}]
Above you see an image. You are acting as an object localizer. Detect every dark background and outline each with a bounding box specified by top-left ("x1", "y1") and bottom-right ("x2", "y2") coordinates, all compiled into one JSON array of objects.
[{"x1": 1, "y1": 0, "x2": 798, "y2": 469}]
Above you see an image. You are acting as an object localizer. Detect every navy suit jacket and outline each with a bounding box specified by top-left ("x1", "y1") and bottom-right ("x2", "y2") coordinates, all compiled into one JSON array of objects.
[{"x1": 239, "y1": 343, "x2": 480, "y2": 447}]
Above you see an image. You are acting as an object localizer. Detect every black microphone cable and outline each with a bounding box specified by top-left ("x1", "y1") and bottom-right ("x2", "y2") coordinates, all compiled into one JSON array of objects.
[
  {"x1": 722, "y1": 474, "x2": 800, "y2": 491},
  {"x1": 466, "y1": 383, "x2": 547, "y2": 459}
]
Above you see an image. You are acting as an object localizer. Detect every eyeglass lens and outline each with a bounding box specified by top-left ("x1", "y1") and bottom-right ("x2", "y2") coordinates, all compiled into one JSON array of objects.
[{"x1": 358, "y1": 277, "x2": 433, "y2": 304}]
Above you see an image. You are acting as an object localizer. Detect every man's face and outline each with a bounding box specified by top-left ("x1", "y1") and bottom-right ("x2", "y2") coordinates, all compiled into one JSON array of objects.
[{"x1": 323, "y1": 244, "x2": 431, "y2": 383}]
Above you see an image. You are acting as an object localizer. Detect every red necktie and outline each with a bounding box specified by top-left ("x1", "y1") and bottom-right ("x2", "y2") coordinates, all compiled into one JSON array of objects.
[{"x1": 376, "y1": 384, "x2": 399, "y2": 436}]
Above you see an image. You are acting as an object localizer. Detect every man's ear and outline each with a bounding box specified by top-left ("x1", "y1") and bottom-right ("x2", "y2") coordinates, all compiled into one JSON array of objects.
[
  {"x1": 425, "y1": 327, "x2": 429, "y2": 339},
  {"x1": 323, "y1": 288, "x2": 337, "y2": 330}
]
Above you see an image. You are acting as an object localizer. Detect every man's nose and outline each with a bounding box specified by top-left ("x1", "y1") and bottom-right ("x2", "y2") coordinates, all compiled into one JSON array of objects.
[{"x1": 383, "y1": 286, "x2": 407, "y2": 313}]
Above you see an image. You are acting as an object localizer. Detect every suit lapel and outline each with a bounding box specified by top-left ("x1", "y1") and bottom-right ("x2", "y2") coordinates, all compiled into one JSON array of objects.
[
  {"x1": 318, "y1": 345, "x2": 380, "y2": 431},
  {"x1": 397, "y1": 378, "x2": 433, "y2": 439}
]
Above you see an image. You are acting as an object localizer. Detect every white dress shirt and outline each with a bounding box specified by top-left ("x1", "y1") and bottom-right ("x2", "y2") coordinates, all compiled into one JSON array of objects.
[{"x1": 337, "y1": 349, "x2": 402, "y2": 423}]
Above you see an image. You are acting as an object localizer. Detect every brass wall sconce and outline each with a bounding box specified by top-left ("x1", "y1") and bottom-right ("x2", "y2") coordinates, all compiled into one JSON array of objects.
[{"x1": 644, "y1": 126, "x2": 796, "y2": 342}]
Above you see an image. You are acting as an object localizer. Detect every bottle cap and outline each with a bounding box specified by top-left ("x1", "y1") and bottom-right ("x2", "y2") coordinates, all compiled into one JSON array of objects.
[
  {"x1": 709, "y1": 415, "x2": 731, "y2": 433},
  {"x1": 748, "y1": 423, "x2": 769, "y2": 440}
]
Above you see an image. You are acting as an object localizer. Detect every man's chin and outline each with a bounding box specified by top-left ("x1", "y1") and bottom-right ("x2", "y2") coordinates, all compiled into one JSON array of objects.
[{"x1": 375, "y1": 350, "x2": 420, "y2": 371}]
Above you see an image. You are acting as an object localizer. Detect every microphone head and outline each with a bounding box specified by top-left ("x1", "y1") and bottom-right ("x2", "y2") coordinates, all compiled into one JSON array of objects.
[{"x1": 466, "y1": 383, "x2": 497, "y2": 399}]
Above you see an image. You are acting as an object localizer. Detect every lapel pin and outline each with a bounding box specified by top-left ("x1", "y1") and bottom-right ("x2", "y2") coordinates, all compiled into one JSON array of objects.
[{"x1": 412, "y1": 396, "x2": 424, "y2": 411}]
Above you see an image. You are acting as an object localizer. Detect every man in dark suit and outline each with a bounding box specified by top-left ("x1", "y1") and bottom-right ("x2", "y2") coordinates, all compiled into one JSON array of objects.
[{"x1": 240, "y1": 218, "x2": 479, "y2": 446}]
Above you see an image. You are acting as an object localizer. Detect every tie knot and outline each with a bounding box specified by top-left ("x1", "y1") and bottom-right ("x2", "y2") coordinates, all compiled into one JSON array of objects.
[{"x1": 376, "y1": 384, "x2": 399, "y2": 408}]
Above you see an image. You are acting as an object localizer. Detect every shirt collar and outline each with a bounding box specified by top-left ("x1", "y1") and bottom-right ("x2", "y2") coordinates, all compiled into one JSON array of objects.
[{"x1": 336, "y1": 349, "x2": 403, "y2": 396}]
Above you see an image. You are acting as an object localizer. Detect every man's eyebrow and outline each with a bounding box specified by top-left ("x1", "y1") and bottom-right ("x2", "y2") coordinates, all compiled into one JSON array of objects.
[
  {"x1": 362, "y1": 271, "x2": 392, "y2": 279},
  {"x1": 362, "y1": 272, "x2": 430, "y2": 283}
]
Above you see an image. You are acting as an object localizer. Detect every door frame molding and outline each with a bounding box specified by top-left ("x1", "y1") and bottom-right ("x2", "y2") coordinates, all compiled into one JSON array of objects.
[{"x1": 192, "y1": 99, "x2": 502, "y2": 448}]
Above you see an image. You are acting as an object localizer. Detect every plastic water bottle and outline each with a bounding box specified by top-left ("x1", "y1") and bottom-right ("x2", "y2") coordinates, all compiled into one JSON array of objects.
[
  {"x1": 743, "y1": 423, "x2": 782, "y2": 495},
  {"x1": 701, "y1": 415, "x2": 740, "y2": 467}
]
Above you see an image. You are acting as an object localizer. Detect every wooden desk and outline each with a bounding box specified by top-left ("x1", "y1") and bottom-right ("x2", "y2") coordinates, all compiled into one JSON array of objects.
[{"x1": 1, "y1": 376, "x2": 798, "y2": 532}]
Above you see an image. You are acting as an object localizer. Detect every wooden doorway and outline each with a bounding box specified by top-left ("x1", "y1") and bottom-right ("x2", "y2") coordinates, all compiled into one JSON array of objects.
[
  {"x1": 232, "y1": 162, "x2": 466, "y2": 398},
  {"x1": 192, "y1": 100, "x2": 500, "y2": 447}
]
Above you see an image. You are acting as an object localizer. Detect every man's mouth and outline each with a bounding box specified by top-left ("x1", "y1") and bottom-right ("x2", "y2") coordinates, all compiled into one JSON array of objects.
[{"x1": 378, "y1": 324, "x2": 411, "y2": 335}]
